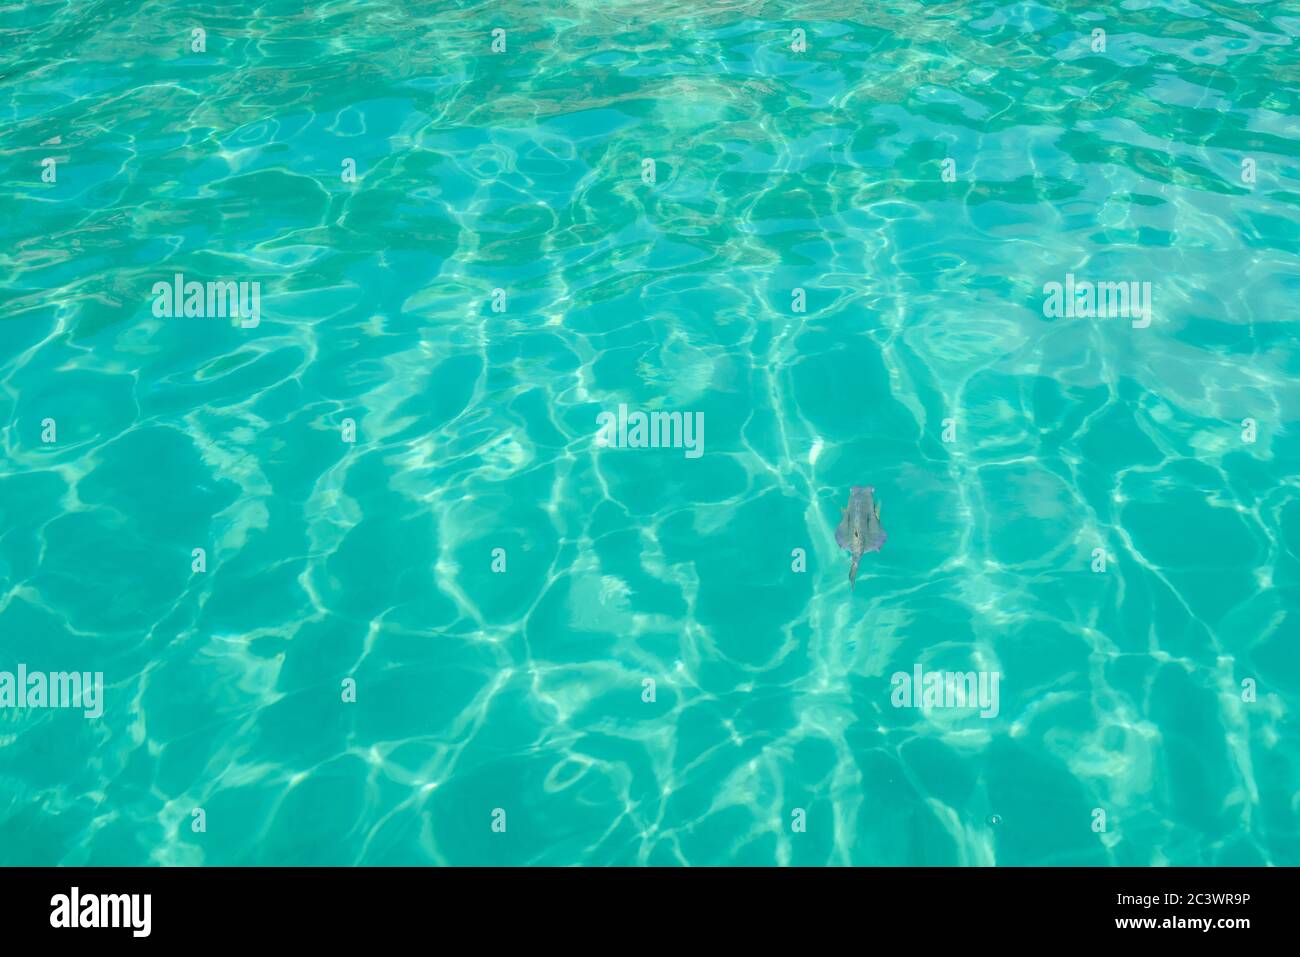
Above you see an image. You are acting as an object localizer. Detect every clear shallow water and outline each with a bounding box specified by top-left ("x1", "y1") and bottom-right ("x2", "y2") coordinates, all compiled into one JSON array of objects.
[{"x1": 1, "y1": 0, "x2": 1298, "y2": 866}]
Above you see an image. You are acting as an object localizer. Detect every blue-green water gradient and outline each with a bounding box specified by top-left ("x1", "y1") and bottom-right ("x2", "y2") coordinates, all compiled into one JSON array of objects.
[{"x1": 0, "y1": 0, "x2": 1298, "y2": 865}]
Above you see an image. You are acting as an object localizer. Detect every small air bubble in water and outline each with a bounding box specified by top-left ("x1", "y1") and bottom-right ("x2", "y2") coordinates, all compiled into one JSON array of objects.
[{"x1": 986, "y1": 814, "x2": 1002, "y2": 826}]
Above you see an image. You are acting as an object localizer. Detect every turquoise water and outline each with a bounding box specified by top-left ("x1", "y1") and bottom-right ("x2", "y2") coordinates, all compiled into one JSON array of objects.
[{"x1": 1, "y1": 0, "x2": 1298, "y2": 866}]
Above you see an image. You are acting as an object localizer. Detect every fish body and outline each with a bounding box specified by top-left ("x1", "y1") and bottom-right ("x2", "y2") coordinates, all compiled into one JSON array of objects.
[{"x1": 835, "y1": 486, "x2": 886, "y2": 589}]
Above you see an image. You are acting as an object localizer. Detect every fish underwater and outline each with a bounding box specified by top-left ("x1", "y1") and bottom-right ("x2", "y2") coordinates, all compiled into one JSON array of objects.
[{"x1": 835, "y1": 486, "x2": 886, "y2": 589}]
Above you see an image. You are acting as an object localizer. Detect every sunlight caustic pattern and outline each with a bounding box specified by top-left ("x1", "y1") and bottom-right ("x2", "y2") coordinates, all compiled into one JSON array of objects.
[{"x1": 0, "y1": 0, "x2": 1298, "y2": 866}]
